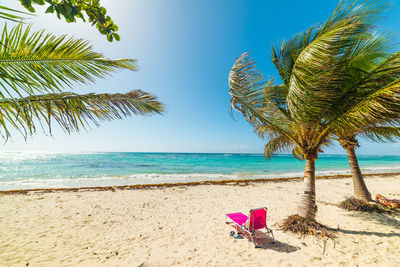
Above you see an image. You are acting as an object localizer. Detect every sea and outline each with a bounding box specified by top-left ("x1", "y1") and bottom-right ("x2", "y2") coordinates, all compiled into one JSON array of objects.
[{"x1": 0, "y1": 152, "x2": 399, "y2": 190}]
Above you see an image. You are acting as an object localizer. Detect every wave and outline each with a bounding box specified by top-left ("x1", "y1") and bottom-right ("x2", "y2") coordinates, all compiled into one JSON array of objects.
[
  {"x1": 0, "y1": 152, "x2": 399, "y2": 190},
  {"x1": 2, "y1": 166, "x2": 399, "y2": 191}
]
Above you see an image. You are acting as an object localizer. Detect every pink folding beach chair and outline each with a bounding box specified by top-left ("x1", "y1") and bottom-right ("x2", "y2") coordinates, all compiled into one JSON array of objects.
[{"x1": 226, "y1": 207, "x2": 274, "y2": 248}]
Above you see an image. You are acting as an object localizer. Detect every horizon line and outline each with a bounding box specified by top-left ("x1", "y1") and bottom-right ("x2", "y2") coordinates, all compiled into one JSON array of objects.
[{"x1": 0, "y1": 151, "x2": 399, "y2": 156}]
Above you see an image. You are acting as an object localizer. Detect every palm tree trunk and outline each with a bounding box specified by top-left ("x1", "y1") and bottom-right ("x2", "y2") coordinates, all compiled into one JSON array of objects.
[
  {"x1": 298, "y1": 157, "x2": 317, "y2": 219},
  {"x1": 346, "y1": 145, "x2": 372, "y2": 201}
]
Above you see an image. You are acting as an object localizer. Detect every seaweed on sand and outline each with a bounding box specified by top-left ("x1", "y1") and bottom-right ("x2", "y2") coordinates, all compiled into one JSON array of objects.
[
  {"x1": 279, "y1": 214, "x2": 336, "y2": 239},
  {"x1": 339, "y1": 197, "x2": 392, "y2": 213}
]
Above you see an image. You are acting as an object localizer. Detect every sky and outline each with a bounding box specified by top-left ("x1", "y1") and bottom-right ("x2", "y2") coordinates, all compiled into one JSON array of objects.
[{"x1": 2, "y1": 0, "x2": 400, "y2": 154}]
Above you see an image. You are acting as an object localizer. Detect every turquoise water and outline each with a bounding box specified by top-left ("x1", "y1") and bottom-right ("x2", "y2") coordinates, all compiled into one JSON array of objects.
[{"x1": 0, "y1": 152, "x2": 399, "y2": 190}]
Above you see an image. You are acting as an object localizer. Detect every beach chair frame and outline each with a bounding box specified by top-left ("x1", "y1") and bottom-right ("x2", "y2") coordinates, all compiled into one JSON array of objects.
[{"x1": 226, "y1": 207, "x2": 274, "y2": 248}]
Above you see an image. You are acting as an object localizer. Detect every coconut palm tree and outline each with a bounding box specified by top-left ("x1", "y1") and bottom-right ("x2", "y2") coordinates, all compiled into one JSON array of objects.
[
  {"x1": 332, "y1": 126, "x2": 400, "y2": 201},
  {"x1": 329, "y1": 28, "x2": 400, "y2": 202},
  {"x1": 229, "y1": 0, "x2": 400, "y2": 221},
  {"x1": 230, "y1": 53, "x2": 334, "y2": 220},
  {"x1": 273, "y1": 25, "x2": 400, "y2": 203},
  {"x1": 0, "y1": 23, "x2": 163, "y2": 139}
]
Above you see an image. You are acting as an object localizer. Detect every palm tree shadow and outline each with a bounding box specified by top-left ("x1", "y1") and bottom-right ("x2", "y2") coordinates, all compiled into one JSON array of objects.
[
  {"x1": 328, "y1": 211, "x2": 400, "y2": 237},
  {"x1": 252, "y1": 233, "x2": 299, "y2": 252},
  {"x1": 330, "y1": 228, "x2": 400, "y2": 237},
  {"x1": 349, "y1": 211, "x2": 400, "y2": 228}
]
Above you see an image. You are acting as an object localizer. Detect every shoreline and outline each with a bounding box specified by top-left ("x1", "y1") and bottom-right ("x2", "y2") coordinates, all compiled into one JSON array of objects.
[
  {"x1": 1, "y1": 152, "x2": 400, "y2": 192},
  {"x1": 1, "y1": 174, "x2": 399, "y2": 265},
  {"x1": 2, "y1": 171, "x2": 400, "y2": 194}
]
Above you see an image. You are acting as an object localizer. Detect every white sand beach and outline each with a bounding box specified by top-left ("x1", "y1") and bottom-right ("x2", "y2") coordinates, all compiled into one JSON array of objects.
[{"x1": 1, "y1": 174, "x2": 400, "y2": 266}]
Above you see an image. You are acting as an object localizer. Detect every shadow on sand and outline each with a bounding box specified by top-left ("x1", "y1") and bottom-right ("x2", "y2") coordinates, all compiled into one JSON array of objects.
[
  {"x1": 239, "y1": 229, "x2": 299, "y2": 252},
  {"x1": 328, "y1": 210, "x2": 400, "y2": 237},
  {"x1": 226, "y1": 221, "x2": 299, "y2": 252},
  {"x1": 253, "y1": 238, "x2": 300, "y2": 252}
]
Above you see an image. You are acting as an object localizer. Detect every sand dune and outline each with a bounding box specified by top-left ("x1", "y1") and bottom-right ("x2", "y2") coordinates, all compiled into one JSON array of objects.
[{"x1": 1, "y1": 175, "x2": 400, "y2": 266}]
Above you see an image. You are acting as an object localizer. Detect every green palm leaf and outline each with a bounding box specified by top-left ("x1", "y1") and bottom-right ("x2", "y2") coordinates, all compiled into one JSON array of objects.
[
  {"x1": 359, "y1": 125, "x2": 400, "y2": 142},
  {"x1": 324, "y1": 77, "x2": 400, "y2": 136},
  {"x1": 0, "y1": 23, "x2": 136, "y2": 97},
  {"x1": 0, "y1": 90, "x2": 164, "y2": 140},
  {"x1": 0, "y1": 6, "x2": 29, "y2": 22},
  {"x1": 229, "y1": 53, "x2": 297, "y2": 142},
  {"x1": 272, "y1": 0, "x2": 389, "y2": 122},
  {"x1": 263, "y1": 134, "x2": 294, "y2": 159}
]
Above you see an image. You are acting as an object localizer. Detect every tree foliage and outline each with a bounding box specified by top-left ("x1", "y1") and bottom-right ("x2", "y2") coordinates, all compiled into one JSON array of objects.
[
  {"x1": 0, "y1": 90, "x2": 163, "y2": 140},
  {"x1": 3, "y1": 0, "x2": 119, "y2": 42},
  {"x1": 229, "y1": 0, "x2": 400, "y2": 219},
  {"x1": 0, "y1": 23, "x2": 134, "y2": 97},
  {"x1": 0, "y1": 23, "x2": 163, "y2": 140},
  {"x1": 230, "y1": 0, "x2": 400, "y2": 161},
  {"x1": 0, "y1": 6, "x2": 29, "y2": 22}
]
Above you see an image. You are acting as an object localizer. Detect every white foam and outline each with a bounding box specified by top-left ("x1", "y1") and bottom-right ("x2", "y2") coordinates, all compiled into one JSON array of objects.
[
  {"x1": 0, "y1": 171, "x2": 328, "y2": 190},
  {"x1": 1, "y1": 165, "x2": 400, "y2": 191}
]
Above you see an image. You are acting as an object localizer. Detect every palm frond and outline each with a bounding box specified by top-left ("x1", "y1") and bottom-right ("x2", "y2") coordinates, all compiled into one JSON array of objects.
[
  {"x1": 288, "y1": 22, "x2": 366, "y2": 121},
  {"x1": 263, "y1": 79, "x2": 290, "y2": 120},
  {"x1": 292, "y1": 145, "x2": 304, "y2": 160},
  {"x1": 318, "y1": 137, "x2": 335, "y2": 153},
  {"x1": 316, "y1": 31, "x2": 394, "y2": 126},
  {"x1": 273, "y1": 0, "x2": 389, "y2": 122},
  {"x1": 336, "y1": 43, "x2": 400, "y2": 110},
  {"x1": 357, "y1": 51, "x2": 400, "y2": 91},
  {"x1": 0, "y1": 6, "x2": 29, "y2": 22},
  {"x1": 359, "y1": 125, "x2": 400, "y2": 142},
  {"x1": 320, "y1": 0, "x2": 389, "y2": 33},
  {"x1": 271, "y1": 27, "x2": 317, "y2": 87},
  {"x1": 326, "y1": 77, "x2": 400, "y2": 137},
  {"x1": 345, "y1": 32, "x2": 392, "y2": 76},
  {"x1": 272, "y1": 0, "x2": 388, "y2": 86},
  {"x1": 264, "y1": 134, "x2": 295, "y2": 159},
  {"x1": 0, "y1": 90, "x2": 163, "y2": 140},
  {"x1": 229, "y1": 53, "x2": 298, "y2": 143},
  {"x1": 0, "y1": 23, "x2": 137, "y2": 97}
]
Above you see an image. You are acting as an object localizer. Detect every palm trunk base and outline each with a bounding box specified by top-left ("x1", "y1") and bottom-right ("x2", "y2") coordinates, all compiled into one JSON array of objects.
[
  {"x1": 354, "y1": 191, "x2": 372, "y2": 202},
  {"x1": 339, "y1": 197, "x2": 389, "y2": 213},
  {"x1": 280, "y1": 214, "x2": 335, "y2": 239},
  {"x1": 346, "y1": 146, "x2": 372, "y2": 202},
  {"x1": 297, "y1": 158, "x2": 317, "y2": 219}
]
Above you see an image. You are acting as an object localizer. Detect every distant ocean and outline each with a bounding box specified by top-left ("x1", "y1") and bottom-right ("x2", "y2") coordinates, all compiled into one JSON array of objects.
[{"x1": 0, "y1": 152, "x2": 399, "y2": 190}]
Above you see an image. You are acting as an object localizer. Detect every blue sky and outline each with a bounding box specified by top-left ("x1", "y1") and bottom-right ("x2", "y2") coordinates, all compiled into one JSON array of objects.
[{"x1": 3, "y1": 0, "x2": 400, "y2": 154}]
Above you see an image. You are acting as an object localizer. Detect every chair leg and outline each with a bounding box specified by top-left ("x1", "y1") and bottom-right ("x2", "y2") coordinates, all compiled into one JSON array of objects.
[
  {"x1": 269, "y1": 228, "x2": 275, "y2": 243},
  {"x1": 249, "y1": 234, "x2": 257, "y2": 248}
]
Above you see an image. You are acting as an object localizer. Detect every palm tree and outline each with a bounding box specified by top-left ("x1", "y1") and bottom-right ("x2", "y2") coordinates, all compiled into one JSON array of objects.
[
  {"x1": 333, "y1": 126, "x2": 400, "y2": 201},
  {"x1": 329, "y1": 29, "x2": 400, "y2": 202},
  {"x1": 230, "y1": 53, "x2": 334, "y2": 219},
  {"x1": 274, "y1": 20, "x2": 400, "y2": 203},
  {"x1": 0, "y1": 23, "x2": 163, "y2": 139},
  {"x1": 229, "y1": 0, "x2": 400, "y2": 221}
]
